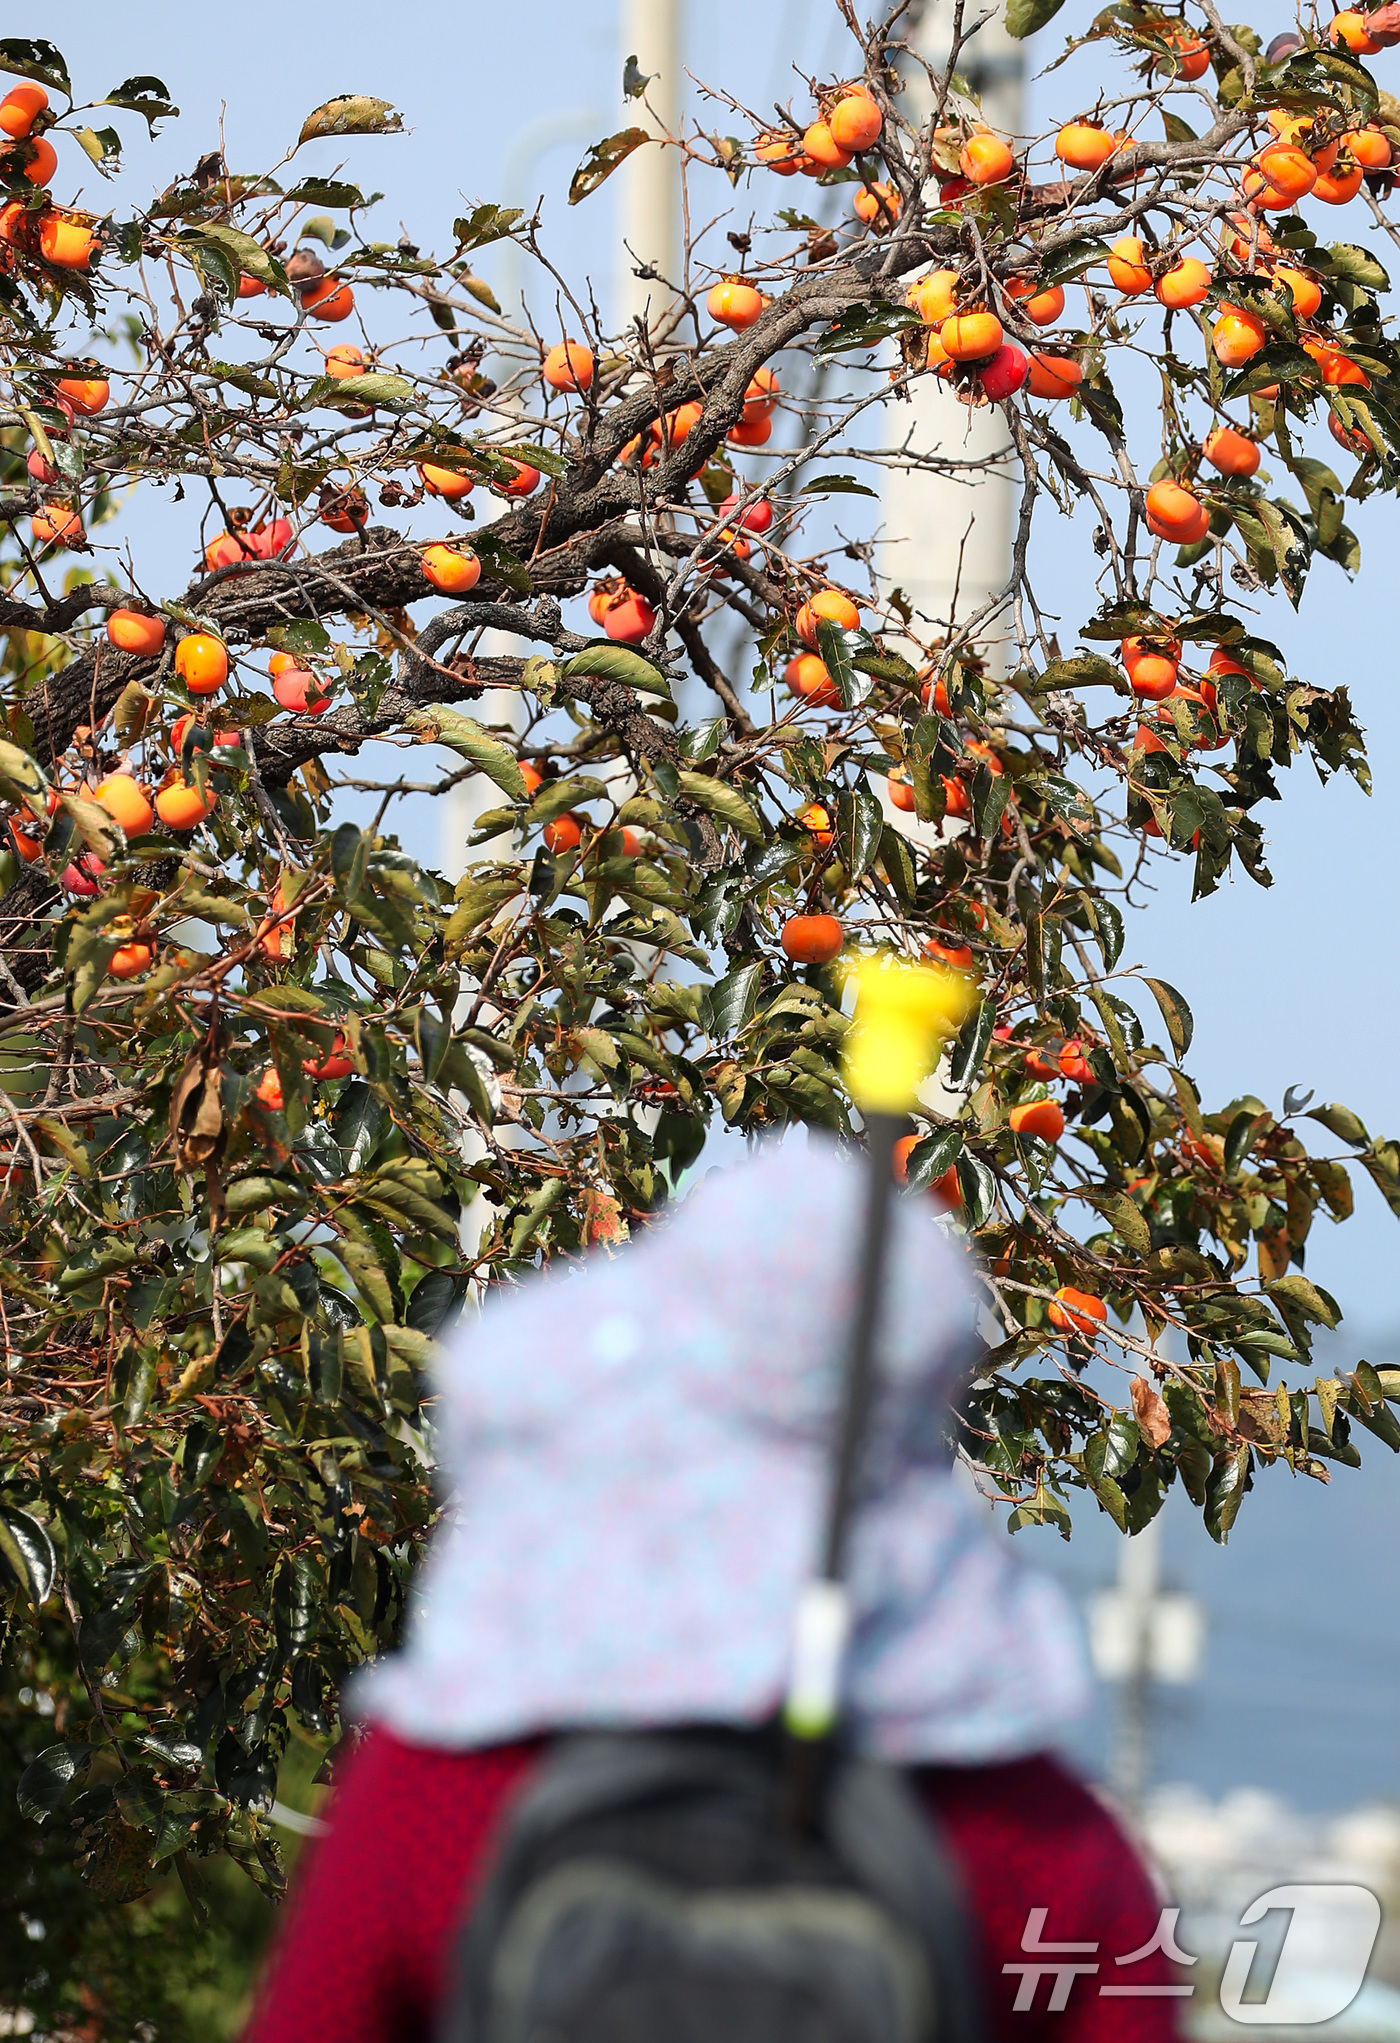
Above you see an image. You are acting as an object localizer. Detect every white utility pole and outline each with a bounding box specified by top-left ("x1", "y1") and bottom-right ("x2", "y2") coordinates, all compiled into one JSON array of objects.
[
  {"x1": 882, "y1": 1, "x2": 1024, "y2": 673},
  {"x1": 1087, "y1": 1517, "x2": 1206, "y2": 1810},
  {"x1": 616, "y1": 0, "x2": 683, "y2": 334}
]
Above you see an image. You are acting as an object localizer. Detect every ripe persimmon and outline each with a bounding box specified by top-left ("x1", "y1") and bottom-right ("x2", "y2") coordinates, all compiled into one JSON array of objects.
[
  {"x1": 908, "y1": 268, "x2": 960, "y2": 323},
  {"x1": 38, "y1": 214, "x2": 96, "y2": 270},
  {"x1": 939, "y1": 310, "x2": 1003, "y2": 360},
  {"x1": 1009, "y1": 1098, "x2": 1066, "y2": 1143},
  {"x1": 802, "y1": 119, "x2": 852, "y2": 170},
  {"x1": 1329, "y1": 408, "x2": 1372, "y2": 454},
  {"x1": 604, "y1": 590, "x2": 656, "y2": 643},
  {"x1": 1154, "y1": 257, "x2": 1211, "y2": 308},
  {"x1": 887, "y1": 766, "x2": 916, "y2": 811},
  {"x1": 1057, "y1": 122, "x2": 1117, "y2": 171},
  {"x1": 422, "y1": 544, "x2": 482, "y2": 593},
  {"x1": 1145, "y1": 479, "x2": 1204, "y2": 539},
  {"x1": 1313, "y1": 159, "x2": 1365, "y2": 204},
  {"x1": 1330, "y1": 9, "x2": 1381, "y2": 52},
  {"x1": 319, "y1": 483, "x2": 368, "y2": 533},
  {"x1": 925, "y1": 936, "x2": 974, "y2": 968},
  {"x1": 796, "y1": 587, "x2": 860, "y2": 646},
  {"x1": 420, "y1": 461, "x2": 475, "y2": 499},
  {"x1": 107, "y1": 940, "x2": 153, "y2": 982},
  {"x1": 0, "y1": 84, "x2": 47, "y2": 139},
  {"x1": 941, "y1": 775, "x2": 972, "y2": 819},
  {"x1": 256, "y1": 1067, "x2": 284, "y2": 1111},
  {"x1": 95, "y1": 773, "x2": 153, "y2": 836},
  {"x1": 980, "y1": 342, "x2": 1029, "y2": 399},
  {"x1": 1048, "y1": 1286, "x2": 1107, "y2": 1332},
  {"x1": 780, "y1": 912, "x2": 844, "y2": 965},
  {"x1": 324, "y1": 344, "x2": 363, "y2": 379},
  {"x1": 1203, "y1": 424, "x2": 1260, "y2": 475},
  {"x1": 1254, "y1": 142, "x2": 1318, "y2": 202},
  {"x1": 497, "y1": 459, "x2": 541, "y2": 497},
  {"x1": 852, "y1": 181, "x2": 900, "y2": 225},
  {"x1": 1027, "y1": 352, "x2": 1083, "y2": 399},
  {"x1": 9, "y1": 818, "x2": 41, "y2": 861},
  {"x1": 718, "y1": 492, "x2": 773, "y2": 533},
  {"x1": 707, "y1": 277, "x2": 764, "y2": 329},
  {"x1": 1305, "y1": 340, "x2": 1369, "y2": 385},
  {"x1": 1123, "y1": 634, "x2": 1180, "y2": 698},
  {"x1": 742, "y1": 367, "x2": 779, "y2": 420},
  {"x1": 1212, "y1": 306, "x2": 1267, "y2": 365},
  {"x1": 31, "y1": 505, "x2": 82, "y2": 548},
  {"x1": 61, "y1": 855, "x2": 103, "y2": 896},
  {"x1": 542, "y1": 340, "x2": 594, "y2": 392},
  {"x1": 1348, "y1": 126, "x2": 1393, "y2": 169},
  {"x1": 1155, "y1": 24, "x2": 1210, "y2": 76},
  {"x1": 754, "y1": 130, "x2": 799, "y2": 174},
  {"x1": 272, "y1": 668, "x2": 332, "y2": 714},
  {"x1": 302, "y1": 275, "x2": 354, "y2": 321},
  {"x1": 828, "y1": 89, "x2": 883, "y2": 152},
  {"x1": 238, "y1": 273, "x2": 267, "y2": 298},
  {"x1": 785, "y1": 653, "x2": 840, "y2": 707},
  {"x1": 797, "y1": 799, "x2": 833, "y2": 846},
  {"x1": 56, "y1": 374, "x2": 108, "y2": 414},
  {"x1": 175, "y1": 634, "x2": 228, "y2": 696},
  {"x1": 106, "y1": 608, "x2": 165, "y2": 657},
  {"x1": 1274, "y1": 265, "x2": 1323, "y2": 316},
  {"x1": 960, "y1": 131, "x2": 1015, "y2": 184},
  {"x1": 1107, "y1": 235, "x2": 1152, "y2": 294},
  {"x1": 728, "y1": 413, "x2": 773, "y2": 449},
  {"x1": 543, "y1": 814, "x2": 582, "y2": 853},
  {"x1": 1004, "y1": 276, "x2": 1065, "y2": 325},
  {"x1": 4, "y1": 136, "x2": 56, "y2": 185},
  {"x1": 155, "y1": 772, "x2": 218, "y2": 830},
  {"x1": 303, "y1": 1032, "x2": 353, "y2": 1081}
]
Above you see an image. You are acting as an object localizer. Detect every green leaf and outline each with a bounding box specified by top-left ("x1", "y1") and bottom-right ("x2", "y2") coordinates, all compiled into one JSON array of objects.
[
  {"x1": 814, "y1": 303, "x2": 922, "y2": 357},
  {"x1": 0, "y1": 1505, "x2": 56, "y2": 1606},
  {"x1": 1086, "y1": 1190, "x2": 1151, "y2": 1256},
  {"x1": 1306, "y1": 1102, "x2": 1369, "y2": 1147},
  {"x1": 1266, "y1": 1273, "x2": 1341, "y2": 1329},
  {"x1": 563, "y1": 643, "x2": 671, "y2": 697},
  {"x1": 0, "y1": 39, "x2": 70, "y2": 95},
  {"x1": 815, "y1": 618, "x2": 861, "y2": 710},
  {"x1": 1006, "y1": 0, "x2": 1067, "y2": 34},
  {"x1": 676, "y1": 770, "x2": 762, "y2": 842},
  {"x1": 797, "y1": 474, "x2": 878, "y2": 497},
  {"x1": 0, "y1": 736, "x2": 46, "y2": 806},
  {"x1": 1323, "y1": 242, "x2": 1389, "y2": 292},
  {"x1": 569, "y1": 127, "x2": 651, "y2": 205},
  {"x1": 59, "y1": 792, "x2": 122, "y2": 860},
  {"x1": 453, "y1": 204, "x2": 525, "y2": 252},
  {"x1": 837, "y1": 786, "x2": 883, "y2": 881},
  {"x1": 1142, "y1": 976, "x2": 1194, "y2": 1060},
  {"x1": 708, "y1": 960, "x2": 763, "y2": 1038},
  {"x1": 304, "y1": 371, "x2": 415, "y2": 412},
  {"x1": 286, "y1": 178, "x2": 366, "y2": 210},
  {"x1": 1204, "y1": 1444, "x2": 1250, "y2": 1544},
  {"x1": 17, "y1": 1743, "x2": 89, "y2": 1822},
  {"x1": 905, "y1": 1125, "x2": 963, "y2": 1192},
  {"x1": 298, "y1": 95, "x2": 404, "y2": 145},
  {"x1": 102, "y1": 76, "x2": 178, "y2": 135},
  {"x1": 406, "y1": 707, "x2": 526, "y2": 798}
]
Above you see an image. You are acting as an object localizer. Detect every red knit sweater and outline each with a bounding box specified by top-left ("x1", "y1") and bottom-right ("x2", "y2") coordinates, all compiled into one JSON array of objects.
[{"x1": 245, "y1": 1731, "x2": 1183, "y2": 2043}]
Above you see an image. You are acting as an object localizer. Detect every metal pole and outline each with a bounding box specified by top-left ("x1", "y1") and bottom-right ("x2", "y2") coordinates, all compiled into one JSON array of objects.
[
  {"x1": 616, "y1": 0, "x2": 683, "y2": 335},
  {"x1": 882, "y1": 2, "x2": 1024, "y2": 675}
]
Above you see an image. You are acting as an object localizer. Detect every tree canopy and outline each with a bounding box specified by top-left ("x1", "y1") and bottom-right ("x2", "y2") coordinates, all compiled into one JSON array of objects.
[{"x1": 4, "y1": 0, "x2": 1400, "y2": 2008}]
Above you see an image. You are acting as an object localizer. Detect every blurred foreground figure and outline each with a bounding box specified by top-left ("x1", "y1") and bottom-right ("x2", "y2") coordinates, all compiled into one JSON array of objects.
[{"x1": 247, "y1": 1141, "x2": 1180, "y2": 2043}]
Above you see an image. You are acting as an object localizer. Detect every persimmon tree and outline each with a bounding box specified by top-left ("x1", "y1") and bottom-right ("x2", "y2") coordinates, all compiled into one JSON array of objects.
[{"x1": 4, "y1": 0, "x2": 1400, "y2": 1972}]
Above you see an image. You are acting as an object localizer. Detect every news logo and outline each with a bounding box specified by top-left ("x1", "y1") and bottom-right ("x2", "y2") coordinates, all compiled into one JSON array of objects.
[{"x1": 1005, "y1": 1885, "x2": 1382, "y2": 2024}]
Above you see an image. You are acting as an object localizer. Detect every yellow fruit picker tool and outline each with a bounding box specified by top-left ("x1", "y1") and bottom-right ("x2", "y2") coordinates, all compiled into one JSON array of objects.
[{"x1": 784, "y1": 953, "x2": 976, "y2": 1763}]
